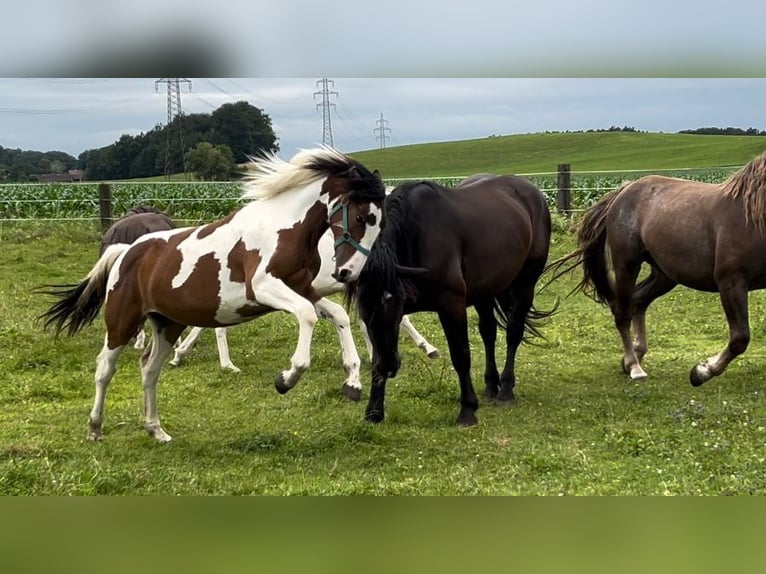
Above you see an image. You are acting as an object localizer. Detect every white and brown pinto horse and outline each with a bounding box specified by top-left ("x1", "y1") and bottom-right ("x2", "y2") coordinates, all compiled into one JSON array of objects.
[
  {"x1": 170, "y1": 185, "x2": 439, "y2": 371},
  {"x1": 40, "y1": 147, "x2": 386, "y2": 443}
]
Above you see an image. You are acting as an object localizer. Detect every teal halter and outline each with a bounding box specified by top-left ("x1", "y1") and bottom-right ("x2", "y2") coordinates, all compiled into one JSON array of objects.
[{"x1": 329, "y1": 199, "x2": 371, "y2": 256}]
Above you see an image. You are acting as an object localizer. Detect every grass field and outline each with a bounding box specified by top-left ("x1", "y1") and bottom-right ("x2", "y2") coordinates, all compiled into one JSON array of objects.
[
  {"x1": 2, "y1": 220, "x2": 766, "y2": 495},
  {"x1": 351, "y1": 131, "x2": 766, "y2": 178}
]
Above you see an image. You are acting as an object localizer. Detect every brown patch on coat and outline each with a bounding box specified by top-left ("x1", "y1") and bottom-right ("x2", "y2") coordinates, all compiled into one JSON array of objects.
[
  {"x1": 265, "y1": 200, "x2": 326, "y2": 302},
  {"x1": 228, "y1": 239, "x2": 262, "y2": 302}
]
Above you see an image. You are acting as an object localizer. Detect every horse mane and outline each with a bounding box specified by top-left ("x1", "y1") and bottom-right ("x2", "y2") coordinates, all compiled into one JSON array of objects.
[
  {"x1": 721, "y1": 150, "x2": 766, "y2": 231},
  {"x1": 241, "y1": 146, "x2": 378, "y2": 201}
]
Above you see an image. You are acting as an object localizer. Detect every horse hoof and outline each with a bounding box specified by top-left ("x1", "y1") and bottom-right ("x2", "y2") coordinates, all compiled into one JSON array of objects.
[
  {"x1": 689, "y1": 365, "x2": 708, "y2": 387},
  {"x1": 482, "y1": 387, "x2": 498, "y2": 400},
  {"x1": 427, "y1": 350, "x2": 440, "y2": 359},
  {"x1": 341, "y1": 383, "x2": 362, "y2": 402},
  {"x1": 274, "y1": 373, "x2": 291, "y2": 394},
  {"x1": 455, "y1": 413, "x2": 478, "y2": 426},
  {"x1": 364, "y1": 409, "x2": 385, "y2": 423}
]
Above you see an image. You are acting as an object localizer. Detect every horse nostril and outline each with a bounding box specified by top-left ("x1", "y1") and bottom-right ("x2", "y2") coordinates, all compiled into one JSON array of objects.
[{"x1": 334, "y1": 268, "x2": 350, "y2": 282}]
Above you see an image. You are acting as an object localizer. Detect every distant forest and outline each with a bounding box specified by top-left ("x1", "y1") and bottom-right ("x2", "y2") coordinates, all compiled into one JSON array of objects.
[{"x1": 0, "y1": 101, "x2": 279, "y2": 182}]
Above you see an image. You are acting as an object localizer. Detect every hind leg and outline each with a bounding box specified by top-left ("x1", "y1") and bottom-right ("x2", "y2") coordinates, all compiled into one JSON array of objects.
[
  {"x1": 611, "y1": 257, "x2": 646, "y2": 380},
  {"x1": 88, "y1": 338, "x2": 127, "y2": 441},
  {"x1": 168, "y1": 326, "x2": 203, "y2": 367},
  {"x1": 141, "y1": 314, "x2": 187, "y2": 443},
  {"x1": 627, "y1": 267, "x2": 677, "y2": 369},
  {"x1": 400, "y1": 314, "x2": 440, "y2": 359},
  {"x1": 475, "y1": 299, "x2": 500, "y2": 400}
]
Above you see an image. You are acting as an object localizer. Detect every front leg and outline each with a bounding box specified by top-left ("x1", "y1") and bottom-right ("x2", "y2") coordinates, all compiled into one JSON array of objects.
[
  {"x1": 365, "y1": 368, "x2": 388, "y2": 423},
  {"x1": 314, "y1": 298, "x2": 363, "y2": 401},
  {"x1": 253, "y1": 278, "x2": 319, "y2": 393},
  {"x1": 437, "y1": 298, "x2": 479, "y2": 426}
]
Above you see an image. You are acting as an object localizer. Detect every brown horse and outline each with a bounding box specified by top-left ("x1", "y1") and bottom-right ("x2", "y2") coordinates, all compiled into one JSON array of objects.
[
  {"x1": 340, "y1": 174, "x2": 553, "y2": 426},
  {"x1": 39, "y1": 147, "x2": 386, "y2": 443},
  {"x1": 547, "y1": 149, "x2": 766, "y2": 386}
]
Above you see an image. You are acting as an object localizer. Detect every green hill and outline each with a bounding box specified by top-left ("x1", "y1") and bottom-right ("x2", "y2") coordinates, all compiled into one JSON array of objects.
[{"x1": 349, "y1": 132, "x2": 766, "y2": 179}]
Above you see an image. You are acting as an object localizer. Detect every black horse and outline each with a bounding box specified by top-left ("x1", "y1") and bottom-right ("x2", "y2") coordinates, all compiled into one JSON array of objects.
[{"x1": 339, "y1": 174, "x2": 553, "y2": 426}]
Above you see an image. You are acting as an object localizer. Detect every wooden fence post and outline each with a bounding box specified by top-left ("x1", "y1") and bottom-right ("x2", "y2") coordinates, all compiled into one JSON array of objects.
[
  {"x1": 98, "y1": 182, "x2": 113, "y2": 232},
  {"x1": 557, "y1": 163, "x2": 571, "y2": 215}
]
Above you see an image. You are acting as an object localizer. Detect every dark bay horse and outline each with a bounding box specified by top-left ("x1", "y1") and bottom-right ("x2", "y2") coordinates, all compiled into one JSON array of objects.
[
  {"x1": 39, "y1": 147, "x2": 386, "y2": 443},
  {"x1": 340, "y1": 174, "x2": 553, "y2": 426},
  {"x1": 547, "y1": 149, "x2": 766, "y2": 386}
]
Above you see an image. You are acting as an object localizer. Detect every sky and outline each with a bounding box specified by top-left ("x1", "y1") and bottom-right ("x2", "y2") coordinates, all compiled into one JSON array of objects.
[{"x1": 2, "y1": 78, "x2": 766, "y2": 160}]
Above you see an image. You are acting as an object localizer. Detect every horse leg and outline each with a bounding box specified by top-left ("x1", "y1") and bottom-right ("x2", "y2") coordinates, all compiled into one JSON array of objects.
[
  {"x1": 400, "y1": 314, "x2": 440, "y2": 359},
  {"x1": 252, "y1": 278, "x2": 319, "y2": 393},
  {"x1": 168, "y1": 326, "x2": 204, "y2": 367},
  {"x1": 88, "y1": 337, "x2": 126, "y2": 441},
  {"x1": 628, "y1": 267, "x2": 677, "y2": 368},
  {"x1": 213, "y1": 327, "x2": 240, "y2": 372},
  {"x1": 690, "y1": 277, "x2": 750, "y2": 386},
  {"x1": 358, "y1": 319, "x2": 374, "y2": 362},
  {"x1": 474, "y1": 299, "x2": 499, "y2": 400},
  {"x1": 140, "y1": 314, "x2": 187, "y2": 443},
  {"x1": 133, "y1": 328, "x2": 146, "y2": 350},
  {"x1": 611, "y1": 257, "x2": 646, "y2": 380},
  {"x1": 437, "y1": 296, "x2": 479, "y2": 426},
  {"x1": 314, "y1": 297, "x2": 363, "y2": 401}
]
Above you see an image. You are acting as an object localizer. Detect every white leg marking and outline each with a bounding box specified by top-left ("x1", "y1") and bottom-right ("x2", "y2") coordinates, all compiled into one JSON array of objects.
[
  {"x1": 315, "y1": 298, "x2": 362, "y2": 390},
  {"x1": 169, "y1": 326, "x2": 204, "y2": 367},
  {"x1": 133, "y1": 329, "x2": 146, "y2": 350},
  {"x1": 358, "y1": 320, "x2": 374, "y2": 362},
  {"x1": 214, "y1": 327, "x2": 240, "y2": 372},
  {"x1": 88, "y1": 338, "x2": 125, "y2": 441},
  {"x1": 141, "y1": 322, "x2": 178, "y2": 443},
  {"x1": 400, "y1": 314, "x2": 439, "y2": 357},
  {"x1": 254, "y1": 278, "x2": 318, "y2": 390},
  {"x1": 629, "y1": 363, "x2": 648, "y2": 381}
]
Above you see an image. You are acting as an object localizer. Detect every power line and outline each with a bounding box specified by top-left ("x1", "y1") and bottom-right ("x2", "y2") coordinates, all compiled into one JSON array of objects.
[
  {"x1": 374, "y1": 113, "x2": 391, "y2": 149},
  {"x1": 155, "y1": 78, "x2": 192, "y2": 180},
  {"x1": 313, "y1": 78, "x2": 337, "y2": 147}
]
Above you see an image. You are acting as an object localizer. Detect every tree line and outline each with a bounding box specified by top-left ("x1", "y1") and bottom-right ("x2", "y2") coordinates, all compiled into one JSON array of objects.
[{"x1": 0, "y1": 101, "x2": 279, "y2": 182}]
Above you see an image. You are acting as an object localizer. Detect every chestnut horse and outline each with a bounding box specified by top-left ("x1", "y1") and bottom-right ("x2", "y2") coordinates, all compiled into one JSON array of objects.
[
  {"x1": 341, "y1": 174, "x2": 553, "y2": 426},
  {"x1": 39, "y1": 147, "x2": 385, "y2": 442},
  {"x1": 547, "y1": 150, "x2": 766, "y2": 387}
]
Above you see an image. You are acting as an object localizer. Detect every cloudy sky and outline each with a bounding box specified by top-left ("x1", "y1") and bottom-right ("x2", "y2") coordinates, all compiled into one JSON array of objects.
[{"x1": 2, "y1": 78, "x2": 766, "y2": 160}]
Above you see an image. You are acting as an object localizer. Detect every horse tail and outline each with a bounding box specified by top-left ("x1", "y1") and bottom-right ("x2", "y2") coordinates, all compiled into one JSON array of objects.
[
  {"x1": 37, "y1": 243, "x2": 129, "y2": 336},
  {"x1": 544, "y1": 183, "x2": 628, "y2": 305},
  {"x1": 493, "y1": 298, "x2": 559, "y2": 343}
]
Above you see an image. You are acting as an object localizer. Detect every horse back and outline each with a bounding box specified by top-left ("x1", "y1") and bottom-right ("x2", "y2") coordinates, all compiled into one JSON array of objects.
[{"x1": 100, "y1": 212, "x2": 176, "y2": 254}]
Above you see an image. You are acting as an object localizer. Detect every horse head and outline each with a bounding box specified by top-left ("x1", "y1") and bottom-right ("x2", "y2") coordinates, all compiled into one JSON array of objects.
[{"x1": 328, "y1": 168, "x2": 386, "y2": 283}]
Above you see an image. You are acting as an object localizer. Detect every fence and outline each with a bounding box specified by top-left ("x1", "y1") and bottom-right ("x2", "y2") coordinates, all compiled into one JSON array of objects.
[{"x1": 0, "y1": 164, "x2": 741, "y2": 228}]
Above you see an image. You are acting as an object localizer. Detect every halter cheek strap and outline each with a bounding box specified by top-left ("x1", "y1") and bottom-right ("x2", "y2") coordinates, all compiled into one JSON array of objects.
[{"x1": 329, "y1": 200, "x2": 371, "y2": 256}]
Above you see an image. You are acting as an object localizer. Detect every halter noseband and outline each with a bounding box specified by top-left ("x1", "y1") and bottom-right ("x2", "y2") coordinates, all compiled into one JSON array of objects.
[{"x1": 329, "y1": 199, "x2": 371, "y2": 257}]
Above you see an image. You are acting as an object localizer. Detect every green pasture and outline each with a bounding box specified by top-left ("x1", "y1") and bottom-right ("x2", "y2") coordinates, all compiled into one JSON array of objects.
[{"x1": 2, "y1": 221, "x2": 766, "y2": 495}]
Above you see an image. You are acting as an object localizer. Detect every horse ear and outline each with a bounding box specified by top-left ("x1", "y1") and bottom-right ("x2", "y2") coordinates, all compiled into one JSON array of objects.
[
  {"x1": 373, "y1": 169, "x2": 382, "y2": 182},
  {"x1": 395, "y1": 264, "x2": 429, "y2": 277}
]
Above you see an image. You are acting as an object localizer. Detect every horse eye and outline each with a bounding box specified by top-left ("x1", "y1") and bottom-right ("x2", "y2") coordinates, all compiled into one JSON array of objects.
[{"x1": 355, "y1": 214, "x2": 365, "y2": 225}]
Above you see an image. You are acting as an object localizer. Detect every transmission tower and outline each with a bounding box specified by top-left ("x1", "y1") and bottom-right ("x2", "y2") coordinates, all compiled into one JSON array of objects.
[
  {"x1": 313, "y1": 78, "x2": 338, "y2": 147},
  {"x1": 374, "y1": 113, "x2": 391, "y2": 149},
  {"x1": 155, "y1": 78, "x2": 192, "y2": 180}
]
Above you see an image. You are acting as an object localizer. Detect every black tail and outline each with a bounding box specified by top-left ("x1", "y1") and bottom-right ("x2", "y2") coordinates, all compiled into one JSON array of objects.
[
  {"x1": 493, "y1": 297, "x2": 559, "y2": 343},
  {"x1": 543, "y1": 184, "x2": 627, "y2": 306},
  {"x1": 37, "y1": 244, "x2": 129, "y2": 336}
]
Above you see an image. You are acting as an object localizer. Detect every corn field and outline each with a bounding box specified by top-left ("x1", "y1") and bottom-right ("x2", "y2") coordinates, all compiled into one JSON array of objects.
[{"x1": 0, "y1": 168, "x2": 737, "y2": 222}]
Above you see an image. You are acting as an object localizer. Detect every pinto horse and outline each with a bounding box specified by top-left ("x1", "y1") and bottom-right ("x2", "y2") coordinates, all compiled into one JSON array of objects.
[
  {"x1": 171, "y1": 190, "x2": 439, "y2": 370},
  {"x1": 547, "y1": 150, "x2": 766, "y2": 386},
  {"x1": 340, "y1": 174, "x2": 553, "y2": 426},
  {"x1": 39, "y1": 147, "x2": 385, "y2": 443},
  {"x1": 100, "y1": 205, "x2": 239, "y2": 366}
]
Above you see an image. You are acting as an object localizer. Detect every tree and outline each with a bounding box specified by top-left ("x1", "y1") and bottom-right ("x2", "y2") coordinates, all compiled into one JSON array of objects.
[
  {"x1": 211, "y1": 101, "x2": 279, "y2": 161},
  {"x1": 185, "y1": 142, "x2": 235, "y2": 181}
]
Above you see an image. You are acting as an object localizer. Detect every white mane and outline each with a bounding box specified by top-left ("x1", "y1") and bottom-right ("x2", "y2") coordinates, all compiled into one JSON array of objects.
[{"x1": 240, "y1": 146, "x2": 351, "y2": 201}]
